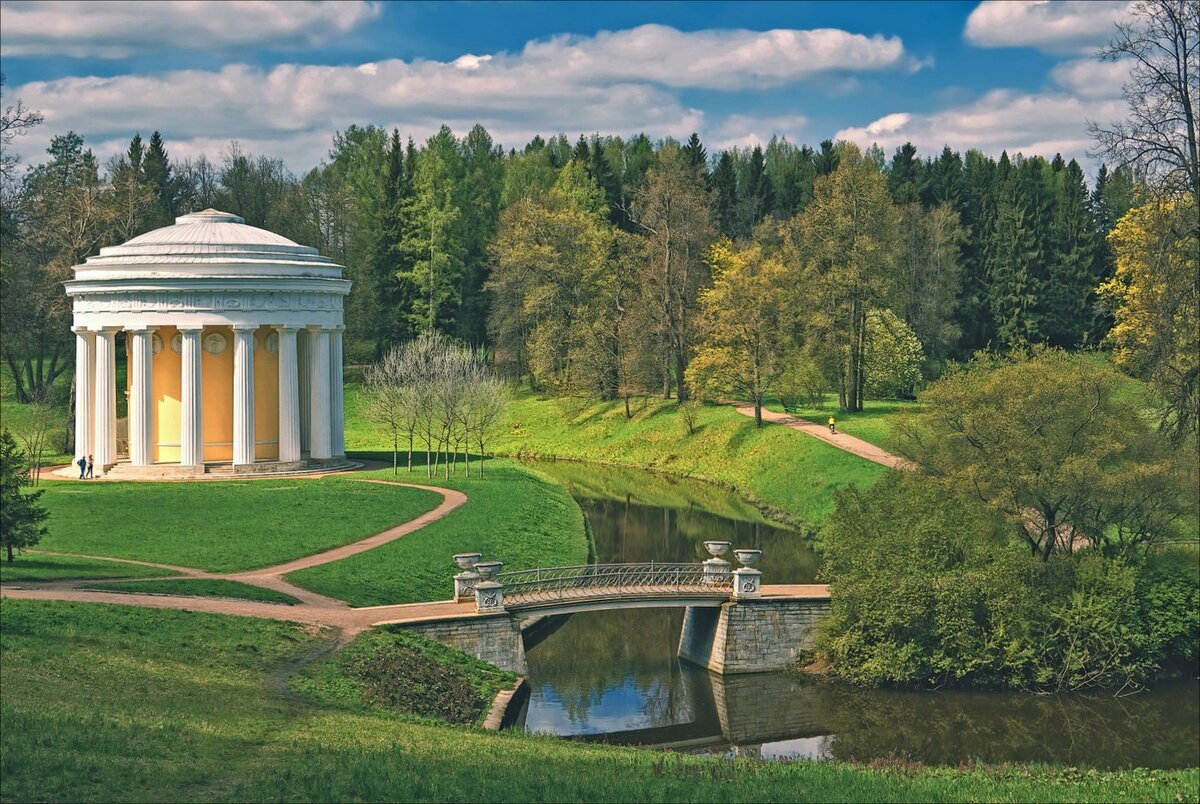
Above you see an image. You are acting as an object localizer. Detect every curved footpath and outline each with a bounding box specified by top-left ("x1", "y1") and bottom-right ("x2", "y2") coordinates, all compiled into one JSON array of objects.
[
  {"x1": 732, "y1": 403, "x2": 910, "y2": 469},
  {"x1": 1, "y1": 471, "x2": 828, "y2": 639}
]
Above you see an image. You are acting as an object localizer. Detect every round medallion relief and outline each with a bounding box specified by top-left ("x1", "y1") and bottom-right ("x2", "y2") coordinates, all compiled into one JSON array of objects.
[
  {"x1": 203, "y1": 333, "x2": 227, "y2": 355},
  {"x1": 170, "y1": 333, "x2": 183, "y2": 355},
  {"x1": 151, "y1": 334, "x2": 164, "y2": 355},
  {"x1": 265, "y1": 332, "x2": 279, "y2": 354}
]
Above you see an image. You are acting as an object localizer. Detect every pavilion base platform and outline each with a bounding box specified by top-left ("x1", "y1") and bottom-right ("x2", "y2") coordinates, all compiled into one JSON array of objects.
[{"x1": 52, "y1": 458, "x2": 358, "y2": 481}]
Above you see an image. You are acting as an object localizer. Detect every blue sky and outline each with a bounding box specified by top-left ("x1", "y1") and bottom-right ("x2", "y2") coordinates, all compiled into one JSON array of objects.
[{"x1": 0, "y1": 1, "x2": 1134, "y2": 173}]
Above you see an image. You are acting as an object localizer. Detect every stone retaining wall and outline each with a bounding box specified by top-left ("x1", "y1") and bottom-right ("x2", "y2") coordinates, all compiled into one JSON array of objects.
[{"x1": 400, "y1": 614, "x2": 527, "y2": 675}]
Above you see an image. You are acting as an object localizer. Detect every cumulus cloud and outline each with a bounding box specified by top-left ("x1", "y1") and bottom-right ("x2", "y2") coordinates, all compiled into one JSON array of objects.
[
  {"x1": 8, "y1": 23, "x2": 919, "y2": 169},
  {"x1": 964, "y1": 1, "x2": 1133, "y2": 55},
  {"x1": 835, "y1": 87, "x2": 1124, "y2": 167},
  {"x1": 0, "y1": 0, "x2": 382, "y2": 58},
  {"x1": 707, "y1": 114, "x2": 810, "y2": 150}
]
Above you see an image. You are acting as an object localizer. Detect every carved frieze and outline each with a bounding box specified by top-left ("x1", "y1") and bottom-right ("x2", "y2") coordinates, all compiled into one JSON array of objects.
[{"x1": 73, "y1": 289, "x2": 345, "y2": 315}]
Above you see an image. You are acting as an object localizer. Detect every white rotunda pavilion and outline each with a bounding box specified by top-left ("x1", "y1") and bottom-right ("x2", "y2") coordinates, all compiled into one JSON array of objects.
[{"x1": 67, "y1": 209, "x2": 351, "y2": 477}]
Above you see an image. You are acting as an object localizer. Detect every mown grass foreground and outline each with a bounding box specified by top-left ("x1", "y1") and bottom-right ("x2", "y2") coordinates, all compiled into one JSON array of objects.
[
  {"x1": 287, "y1": 461, "x2": 588, "y2": 606},
  {"x1": 477, "y1": 389, "x2": 886, "y2": 527},
  {"x1": 27, "y1": 477, "x2": 443, "y2": 572},
  {"x1": 1, "y1": 599, "x2": 1195, "y2": 804},
  {"x1": 0, "y1": 553, "x2": 177, "y2": 583}
]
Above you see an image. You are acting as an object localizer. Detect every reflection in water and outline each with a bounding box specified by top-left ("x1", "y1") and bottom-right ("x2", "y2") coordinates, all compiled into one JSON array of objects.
[{"x1": 516, "y1": 462, "x2": 1200, "y2": 768}]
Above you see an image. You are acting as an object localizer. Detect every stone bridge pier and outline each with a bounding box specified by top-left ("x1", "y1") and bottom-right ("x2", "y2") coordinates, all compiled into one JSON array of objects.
[{"x1": 677, "y1": 597, "x2": 831, "y2": 674}]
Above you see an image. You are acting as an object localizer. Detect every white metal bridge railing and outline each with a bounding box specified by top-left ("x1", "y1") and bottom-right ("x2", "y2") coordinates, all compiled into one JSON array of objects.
[{"x1": 495, "y1": 562, "x2": 731, "y2": 607}]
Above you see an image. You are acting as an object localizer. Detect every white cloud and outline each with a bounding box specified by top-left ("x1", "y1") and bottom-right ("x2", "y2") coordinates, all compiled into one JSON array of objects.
[
  {"x1": 835, "y1": 87, "x2": 1124, "y2": 167},
  {"x1": 1050, "y1": 57, "x2": 1132, "y2": 98},
  {"x1": 8, "y1": 23, "x2": 919, "y2": 169},
  {"x1": 515, "y1": 25, "x2": 919, "y2": 90},
  {"x1": 964, "y1": 1, "x2": 1133, "y2": 55},
  {"x1": 0, "y1": 0, "x2": 382, "y2": 58},
  {"x1": 707, "y1": 114, "x2": 809, "y2": 150}
]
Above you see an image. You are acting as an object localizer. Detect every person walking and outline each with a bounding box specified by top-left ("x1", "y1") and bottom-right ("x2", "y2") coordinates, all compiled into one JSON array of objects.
[
  {"x1": 85, "y1": 454, "x2": 95, "y2": 479},
  {"x1": 828, "y1": 416, "x2": 836, "y2": 434},
  {"x1": 77, "y1": 455, "x2": 87, "y2": 479}
]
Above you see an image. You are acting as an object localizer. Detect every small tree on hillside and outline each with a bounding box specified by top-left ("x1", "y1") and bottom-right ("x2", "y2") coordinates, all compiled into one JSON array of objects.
[
  {"x1": 894, "y1": 348, "x2": 1197, "y2": 561},
  {"x1": 1, "y1": 430, "x2": 49, "y2": 562}
]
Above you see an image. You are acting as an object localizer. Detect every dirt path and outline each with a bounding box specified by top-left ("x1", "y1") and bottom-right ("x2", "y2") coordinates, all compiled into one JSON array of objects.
[{"x1": 732, "y1": 404, "x2": 910, "y2": 470}]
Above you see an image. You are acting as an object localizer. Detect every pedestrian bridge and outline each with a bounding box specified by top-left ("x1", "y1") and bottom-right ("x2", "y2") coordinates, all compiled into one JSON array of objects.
[
  {"x1": 493, "y1": 562, "x2": 739, "y2": 617},
  {"x1": 398, "y1": 555, "x2": 831, "y2": 676}
]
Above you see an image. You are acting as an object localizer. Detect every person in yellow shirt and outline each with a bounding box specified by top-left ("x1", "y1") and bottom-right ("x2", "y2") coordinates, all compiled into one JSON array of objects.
[{"x1": 828, "y1": 416, "x2": 836, "y2": 434}]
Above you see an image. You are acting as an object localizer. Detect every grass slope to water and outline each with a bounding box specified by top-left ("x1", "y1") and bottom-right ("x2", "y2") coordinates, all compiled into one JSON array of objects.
[
  {"x1": 32, "y1": 478, "x2": 443, "y2": 572},
  {"x1": 79, "y1": 579, "x2": 301, "y2": 605},
  {"x1": 477, "y1": 390, "x2": 886, "y2": 527},
  {"x1": 1, "y1": 599, "x2": 1195, "y2": 804},
  {"x1": 287, "y1": 461, "x2": 587, "y2": 606},
  {"x1": 294, "y1": 628, "x2": 517, "y2": 725},
  {"x1": 0, "y1": 553, "x2": 178, "y2": 582}
]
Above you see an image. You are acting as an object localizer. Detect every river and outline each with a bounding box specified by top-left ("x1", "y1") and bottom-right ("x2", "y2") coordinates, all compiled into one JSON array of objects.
[{"x1": 509, "y1": 460, "x2": 1199, "y2": 769}]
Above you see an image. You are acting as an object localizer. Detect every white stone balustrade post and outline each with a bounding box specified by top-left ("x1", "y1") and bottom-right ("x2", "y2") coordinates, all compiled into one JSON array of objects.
[
  {"x1": 474, "y1": 580, "x2": 505, "y2": 613},
  {"x1": 128, "y1": 327, "x2": 155, "y2": 466},
  {"x1": 329, "y1": 325, "x2": 345, "y2": 458},
  {"x1": 92, "y1": 327, "x2": 118, "y2": 471},
  {"x1": 232, "y1": 326, "x2": 257, "y2": 466},
  {"x1": 277, "y1": 326, "x2": 301, "y2": 463},
  {"x1": 179, "y1": 326, "x2": 204, "y2": 467},
  {"x1": 702, "y1": 558, "x2": 731, "y2": 586},
  {"x1": 733, "y1": 568, "x2": 762, "y2": 599},
  {"x1": 308, "y1": 326, "x2": 332, "y2": 460},
  {"x1": 73, "y1": 328, "x2": 95, "y2": 461},
  {"x1": 455, "y1": 571, "x2": 481, "y2": 601}
]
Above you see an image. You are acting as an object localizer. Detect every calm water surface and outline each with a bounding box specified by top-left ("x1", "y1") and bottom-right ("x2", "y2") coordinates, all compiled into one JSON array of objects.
[{"x1": 512, "y1": 460, "x2": 1200, "y2": 768}]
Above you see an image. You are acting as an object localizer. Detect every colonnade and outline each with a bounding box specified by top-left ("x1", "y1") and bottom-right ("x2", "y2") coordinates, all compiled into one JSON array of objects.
[{"x1": 73, "y1": 323, "x2": 345, "y2": 472}]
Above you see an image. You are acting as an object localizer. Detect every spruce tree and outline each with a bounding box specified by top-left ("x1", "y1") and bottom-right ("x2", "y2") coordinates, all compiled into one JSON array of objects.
[
  {"x1": 887, "y1": 142, "x2": 923, "y2": 204},
  {"x1": 142, "y1": 131, "x2": 175, "y2": 226},
  {"x1": 0, "y1": 430, "x2": 49, "y2": 563},
  {"x1": 711, "y1": 150, "x2": 739, "y2": 238}
]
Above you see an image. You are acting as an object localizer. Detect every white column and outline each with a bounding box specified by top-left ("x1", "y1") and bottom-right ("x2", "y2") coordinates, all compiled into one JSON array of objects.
[
  {"x1": 92, "y1": 327, "x2": 118, "y2": 470},
  {"x1": 329, "y1": 325, "x2": 345, "y2": 458},
  {"x1": 179, "y1": 326, "x2": 203, "y2": 467},
  {"x1": 308, "y1": 326, "x2": 332, "y2": 460},
  {"x1": 73, "y1": 328, "x2": 95, "y2": 461},
  {"x1": 128, "y1": 327, "x2": 155, "y2": 466},
  {"x1": 277, "y1": 327, "x2": 301, "y2": 463},
  {"x1": 232, "y1": 325, "x2": 256, "y2": 466},
  {"x1": 298, "y1": 330, "x2": 311, "y2": 453}
]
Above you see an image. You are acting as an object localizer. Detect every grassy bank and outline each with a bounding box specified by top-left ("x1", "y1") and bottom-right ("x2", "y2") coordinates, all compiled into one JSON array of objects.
[
  {"x1": 78, "y1": 578, "x2": 301, "y2": 605},
  {"x1": 294, "y1": 627, "x2": 517, "y2": 726},
  {"x1": 26, "y1": 477, "x2": 442, "y2": 572},
  {"x1": 286, "y1": 460, "x2": 587, "y2": 606},
  {"x1": 2, "y1": 599, "x2": 1195, "y2": 803},
  {"x1": 473, "y1": 390, "x2": 887, "y2": 527}
]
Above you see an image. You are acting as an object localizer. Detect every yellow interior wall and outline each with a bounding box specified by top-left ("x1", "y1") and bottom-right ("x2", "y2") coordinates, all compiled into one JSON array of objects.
[
  {"x1": 152, "y1": 326, "x2": 182, "y2": 463},
  {"x1": 254, "y1": 326, "x2": 280, "y2": 460},
  {"x1": 202, "y1": 326, "x2": 235, "y2": 462}
]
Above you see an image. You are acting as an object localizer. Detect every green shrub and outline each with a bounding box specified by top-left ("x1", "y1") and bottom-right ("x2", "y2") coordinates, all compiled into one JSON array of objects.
[{"x1": 819, "y1": 472, "x2": 1200, "y2": 690}]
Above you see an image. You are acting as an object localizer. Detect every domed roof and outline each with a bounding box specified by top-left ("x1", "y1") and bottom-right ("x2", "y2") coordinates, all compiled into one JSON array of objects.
[{"x1": 72, "y1": 209, "x2": 342, "y2": 279}]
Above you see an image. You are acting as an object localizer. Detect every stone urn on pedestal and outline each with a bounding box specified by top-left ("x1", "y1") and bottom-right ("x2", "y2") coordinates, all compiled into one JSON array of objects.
[
  {"x1": 702, "y1": 540, "x2": 732, "y2": 585},
  {"x1": 453, "y1": 552, "x2": 482, "y2": 601},
  {"x1": 732, "y1": 549, "x2": 762, "y2": 598},
  {"x1": 472, "y1": 561, "x2": 505, "y2": 613}
]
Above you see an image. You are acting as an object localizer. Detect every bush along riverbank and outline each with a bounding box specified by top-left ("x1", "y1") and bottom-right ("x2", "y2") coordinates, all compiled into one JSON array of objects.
[{"x1": 816, "y1": 352, "x2": 1199, "y2": 692}]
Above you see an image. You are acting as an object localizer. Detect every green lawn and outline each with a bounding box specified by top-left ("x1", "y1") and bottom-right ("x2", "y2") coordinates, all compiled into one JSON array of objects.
[
  {"x1": 79, "y1": 579, "x2": 301, "y2": 605},
  {"x1": 33, "y1": 478, "x2": 443, "y2": 572},
  {"x1": 0, "y1": 553, "x2": 178, "y2": 583},
  {"x1": 452, "y1": 390, "x2": 887, "y2": 528},
  {"x1": 2, "y1": 599, "x2": 1195, "y2": 803},
  {"x1": 286, "y1": 461, "x2": 588, "y2": 606}
]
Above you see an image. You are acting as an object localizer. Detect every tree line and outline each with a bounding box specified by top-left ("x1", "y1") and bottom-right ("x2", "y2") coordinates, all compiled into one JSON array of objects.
[{"x1": 1, "y1": 0, "x2": 1195, "y2": 439}]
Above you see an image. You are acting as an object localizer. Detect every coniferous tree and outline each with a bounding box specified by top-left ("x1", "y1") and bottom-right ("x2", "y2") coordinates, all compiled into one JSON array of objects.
[
  {"x1": 711, "y1": 151, "x2": 738, "y2": 238},
  {"x1": 737, "y1": 145, "x2": 772, "y2": 237},
  {"x1": 887, "y1": 142, "x2": 923, "y2": 204},
  {"x1": 681, "y1": 132, "x2": 708, "y2": 183},
  {"x1": 142, "y1": 131, "x2": 175, "y2": 226}
]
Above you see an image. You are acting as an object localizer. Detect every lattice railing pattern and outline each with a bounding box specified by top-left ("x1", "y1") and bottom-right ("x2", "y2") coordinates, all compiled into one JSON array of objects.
[{"x1": 496, "y1": 562, "x2": 731, "y2": 607}]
